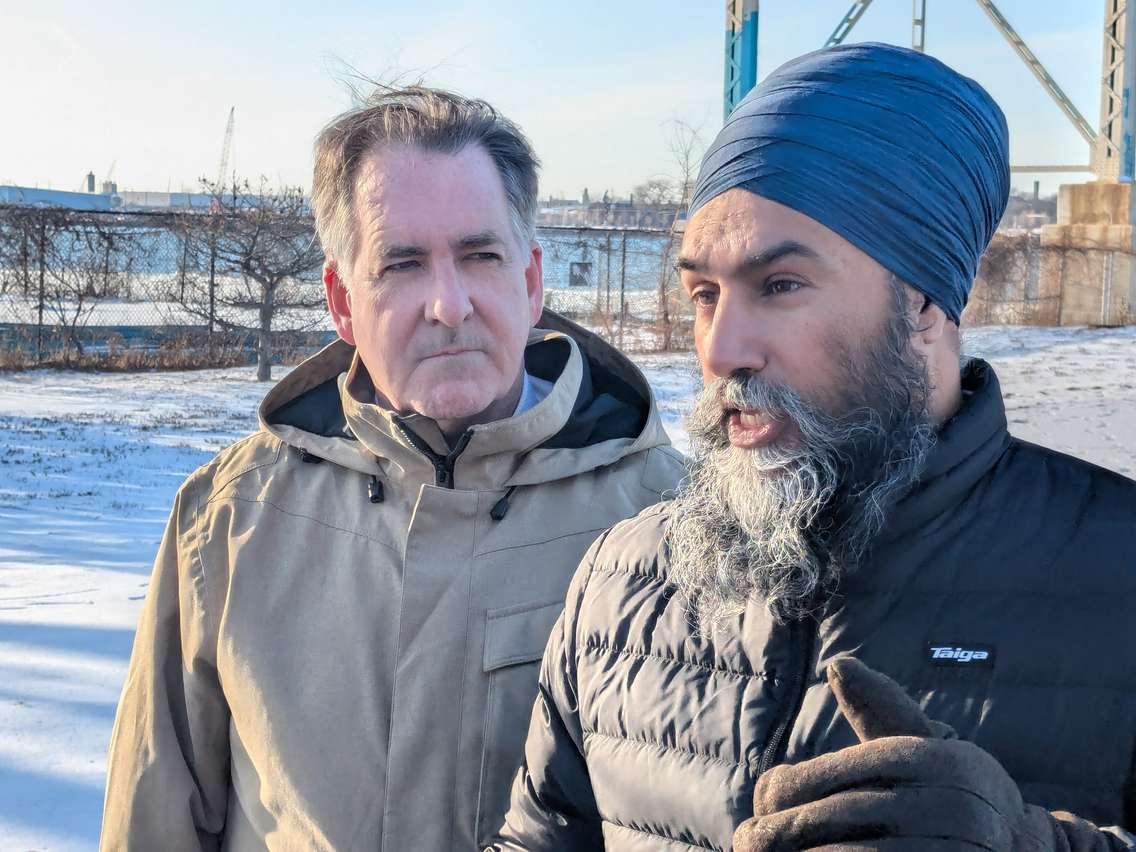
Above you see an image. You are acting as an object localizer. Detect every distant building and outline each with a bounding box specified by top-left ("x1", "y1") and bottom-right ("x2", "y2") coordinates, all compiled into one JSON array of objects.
[
  {"x1": 118, "y1": 191, "x2": 214, "y2": 210},
  {"x1": 1, "y1": 183, "x2": 298, "y2": 214},
  {"x1": 0, "y1": 185, "x2": 117, "y2": 211},
  {"x1": 1001, "y1": 188, "x2": 1058, "y2": 230},
  {"x1": 536, "y1": 194, "x2": 685, "y2": 230}
]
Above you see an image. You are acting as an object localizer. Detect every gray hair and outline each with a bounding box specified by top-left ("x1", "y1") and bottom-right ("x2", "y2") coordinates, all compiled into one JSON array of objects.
[{"x1": 311, "y1": 85, "x2": 540, "y2": 275}]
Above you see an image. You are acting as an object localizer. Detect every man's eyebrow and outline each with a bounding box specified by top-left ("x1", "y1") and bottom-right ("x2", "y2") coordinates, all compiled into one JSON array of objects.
[
  {"x1": 454, "y1": 230, "x2": 505, "y2": 251},
  {"x1": 676, "y1": 239, "x2": 826, "y2": 277},
  {"x1": 380, "y1": 244, "x2": 426, "y2": 261},
  {"x1": 737, "y1": 240, "x2": 822, "y2": 274}
]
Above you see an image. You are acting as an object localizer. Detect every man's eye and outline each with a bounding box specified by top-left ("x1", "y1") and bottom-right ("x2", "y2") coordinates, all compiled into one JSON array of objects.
[
  {"x1": 385, "y1": 260, "x2": 420, "y2": 273},
  {"x1": 467, "y1": 252, "x2": 501, "y2": 262},
  {"x1": 765, "y1": 278, "x2": 802, "y2": 296},
  {"x1": 690, "y1": 289, "x2": 718, "y2": 308}
]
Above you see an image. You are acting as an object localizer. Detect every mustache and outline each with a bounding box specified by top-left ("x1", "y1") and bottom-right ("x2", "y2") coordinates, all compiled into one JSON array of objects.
[
  {"x1": 690, "y1": 372, "x2": 874, "y2": 454},
  {"x1": 409, "y1": 330, "x2": 491, "y2": 360},
  {"x1": 691, "y1": 374, "x2": 790, "y2": 440}
]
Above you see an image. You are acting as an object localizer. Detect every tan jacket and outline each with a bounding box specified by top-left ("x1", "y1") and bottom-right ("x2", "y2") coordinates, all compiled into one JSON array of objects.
[{"x1": 100, "y1": 314, "x2": 684, "y2": 851}]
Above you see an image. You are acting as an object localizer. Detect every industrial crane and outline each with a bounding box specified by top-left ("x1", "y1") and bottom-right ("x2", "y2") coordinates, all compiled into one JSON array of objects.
[{"x1": 215, "y1": 106, "x2": 235, "y2": 198}]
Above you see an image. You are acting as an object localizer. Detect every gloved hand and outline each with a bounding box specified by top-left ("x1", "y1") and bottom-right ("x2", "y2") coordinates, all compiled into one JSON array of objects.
[{"x1": 732, "y1": 657, "x2": 1125, "y2": 851}]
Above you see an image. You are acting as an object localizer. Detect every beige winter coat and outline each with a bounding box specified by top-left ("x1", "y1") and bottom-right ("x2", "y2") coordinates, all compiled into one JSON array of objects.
[{"x1": 99, "y1": 313, "x2": 684, "y2": 851}]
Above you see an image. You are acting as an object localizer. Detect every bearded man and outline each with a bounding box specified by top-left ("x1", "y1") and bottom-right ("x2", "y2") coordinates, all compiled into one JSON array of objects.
[{"x1": 492, "y1": 44, "x2": 1136, "y2": 851}]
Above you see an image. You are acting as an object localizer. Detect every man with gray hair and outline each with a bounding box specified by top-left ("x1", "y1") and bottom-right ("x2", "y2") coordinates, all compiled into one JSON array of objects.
[{"x1": 100, "y1": 86, "x2": 682, "y2": 850}]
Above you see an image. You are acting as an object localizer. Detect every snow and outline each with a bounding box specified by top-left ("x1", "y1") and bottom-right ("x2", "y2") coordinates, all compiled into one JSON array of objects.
[{"x1": 0, "y1": 325, "x2": 1132, "y2": 849}]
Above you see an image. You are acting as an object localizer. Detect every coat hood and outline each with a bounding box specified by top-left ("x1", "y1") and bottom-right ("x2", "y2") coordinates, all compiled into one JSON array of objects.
[{"x1": 258, "y1": 310, "x2": 673, "y2": 490}]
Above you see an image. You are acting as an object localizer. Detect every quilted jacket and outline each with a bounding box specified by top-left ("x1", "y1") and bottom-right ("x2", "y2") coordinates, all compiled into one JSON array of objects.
[{"x1": 494, "y1": 360, "x2": 1136, "y2": 851}]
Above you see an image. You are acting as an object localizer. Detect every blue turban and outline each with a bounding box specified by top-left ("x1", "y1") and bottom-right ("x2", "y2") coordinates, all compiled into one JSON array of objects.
[{"x1": 689, "y1": 43, "x2": 1010, "y2": 323}]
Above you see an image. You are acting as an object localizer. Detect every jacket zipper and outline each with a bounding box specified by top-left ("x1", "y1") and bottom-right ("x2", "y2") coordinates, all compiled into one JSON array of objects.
[
  {"x1": 758, "y1": 619, "x2": 818, "y2": 773},
  {"x1": 393, "y1": 419, "x2": 473, "y2": 489}
]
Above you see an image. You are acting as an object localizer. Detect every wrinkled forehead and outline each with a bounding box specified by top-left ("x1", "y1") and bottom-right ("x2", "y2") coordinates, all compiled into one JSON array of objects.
[
  {"x1": 352, "y1": 144, "x2": 513, "y2": 247},
  {"x1": 679, "y1": 188, "x2": 860, "y2": 275}
]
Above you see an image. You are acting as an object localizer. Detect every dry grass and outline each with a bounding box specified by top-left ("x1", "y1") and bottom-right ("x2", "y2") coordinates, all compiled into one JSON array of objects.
[{"x1": 0, "y1": 332, "x2": 283, "y2": 372}]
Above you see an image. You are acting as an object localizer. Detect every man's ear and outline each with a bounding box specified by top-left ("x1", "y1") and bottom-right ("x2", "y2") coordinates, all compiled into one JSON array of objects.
[
  {"x1": 899, "y1": 281, "x2": 948, "y2": 353},
  {"x1": 525, "y1": 241, "x2": 544, "y2": 327},
  {"x1": 323, "y1": 262, "x2": 356, "y2": 346},
  {"x1": 914, "y1": 296, "x2": 949, "y2": 347}
]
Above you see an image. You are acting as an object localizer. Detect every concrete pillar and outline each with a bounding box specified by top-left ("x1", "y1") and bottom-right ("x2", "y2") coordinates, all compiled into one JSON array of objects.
[{"x1": 1039, "y1": 182, "x2": 1136, "y2": 326}]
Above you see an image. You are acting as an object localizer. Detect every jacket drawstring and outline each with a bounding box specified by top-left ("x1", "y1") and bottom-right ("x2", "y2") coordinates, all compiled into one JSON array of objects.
[
  {"x1": 490, "y1": 486, "x2": 517, "y2": 521},
  {"x1": 360, "y1": 460, "x2": 511, "y2": 514},
  {"x1": 368, "y1": 474, "x2": 385, "y2": 504}
]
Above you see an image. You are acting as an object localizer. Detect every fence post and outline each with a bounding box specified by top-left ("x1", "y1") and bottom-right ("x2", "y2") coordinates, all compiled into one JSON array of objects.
[
  {"x1": 179, "y1": 232, "x2": 189, "y2": 302},
  {"x1": 208, "y1": 237, "x2": 217, "y2": 347},
  {"x1": 619, "y1": 232, "x2": 627, "y2": 350},
  {"x1": 20, "y1": 224, "x2": 29, "y2": 297},
  {"x1": 604, "y1": 232, "x2": 612, "y2": 316},
  {"x1": 36, "y1": 214, "x2": 46, "y2": 365}
]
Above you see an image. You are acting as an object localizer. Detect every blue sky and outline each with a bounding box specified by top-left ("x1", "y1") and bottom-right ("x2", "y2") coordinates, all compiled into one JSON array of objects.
[{"x1": 0, "y1": 0, "x2": 1102, "y2": 198}]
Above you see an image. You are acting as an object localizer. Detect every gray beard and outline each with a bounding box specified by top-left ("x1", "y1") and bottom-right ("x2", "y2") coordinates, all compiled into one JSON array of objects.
[{"x1": 665, "y1": 305, "x2": 936, "y2": 628}]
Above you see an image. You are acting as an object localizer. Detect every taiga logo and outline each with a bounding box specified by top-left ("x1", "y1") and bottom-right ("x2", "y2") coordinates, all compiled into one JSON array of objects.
[
  {"x1": 925, "y1": 642, "x2": 996, "y2": 668},
  {"x1": 931, "y1": 646, "x2": 987, "y2": 662}
]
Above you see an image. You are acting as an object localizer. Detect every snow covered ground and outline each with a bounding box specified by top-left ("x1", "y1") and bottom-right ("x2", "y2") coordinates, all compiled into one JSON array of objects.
[{"x1": 0, "y1": 325, "x2": 1132, "y2": 849}]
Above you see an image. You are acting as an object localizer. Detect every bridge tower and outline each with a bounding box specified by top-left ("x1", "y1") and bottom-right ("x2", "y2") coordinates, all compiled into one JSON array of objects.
[
  {"x1": 724, "y1": 0, "x2": 760, "y2": 120},
  {"x1": 1093, "y1": 0, "x2": 1136, "y2": 181}
]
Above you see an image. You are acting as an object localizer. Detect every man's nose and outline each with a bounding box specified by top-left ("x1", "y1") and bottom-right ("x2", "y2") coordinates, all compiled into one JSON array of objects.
[
  {"x1": 700, "y1": 297, "x2": 767, "y2": 379},
  {"x1": 426, "y1": 261, "x2": 473, "y2": 328}
]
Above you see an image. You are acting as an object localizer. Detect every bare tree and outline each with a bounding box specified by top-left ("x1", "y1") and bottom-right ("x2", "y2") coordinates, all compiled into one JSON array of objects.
[
  {"x1": 655, "y1": 120, "x2": 703, "y2": 351},
  {"x1": 632, "y1": 177, "x2": 677, "y2": 207},
  {"x1": 30, "y1": 210, "x2": 139, "y2": 364},
  {"x1": 668, "y1": 120, "x2": 702, "y2": 210},
  {"x1": 0, "y1": 206, "x2": 42, "y2": 299},
  {"x1": 174, "y1": 178, "x2": 326, "y2": 380}
]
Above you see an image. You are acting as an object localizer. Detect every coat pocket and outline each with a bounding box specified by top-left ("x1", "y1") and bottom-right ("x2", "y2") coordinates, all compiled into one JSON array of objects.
[{"x1": 476, "y1": 599, "x2": 565, "y2": 844}]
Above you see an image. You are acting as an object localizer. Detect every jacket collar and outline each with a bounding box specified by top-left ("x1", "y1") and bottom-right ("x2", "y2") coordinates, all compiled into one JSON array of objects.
[
  {"x1": 879, "y1": 358, "x2": 1012, "y2": 541},
  {"x1": 339, "y1": 329, "x2": 588, "y2": 490}
]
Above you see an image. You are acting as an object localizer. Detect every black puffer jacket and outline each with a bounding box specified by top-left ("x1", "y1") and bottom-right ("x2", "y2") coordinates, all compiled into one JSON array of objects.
[{"x1": 494, "y1": 360, "x2": 1136, "y2": 851}]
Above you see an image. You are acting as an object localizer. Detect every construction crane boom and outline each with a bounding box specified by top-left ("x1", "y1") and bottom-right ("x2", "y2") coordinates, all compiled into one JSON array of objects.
[
  {"x1": 974, "y1": 0, "x2": 1096, "y2": 146},
  {"x1": 826, "y1": 0, "x2": 874, "y2": 47},
  {"x1": 215, "y1": 107, "x2": 235, "y2": 195}
]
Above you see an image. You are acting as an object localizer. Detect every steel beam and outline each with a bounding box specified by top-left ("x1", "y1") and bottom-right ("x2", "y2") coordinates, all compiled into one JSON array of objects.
[
  {"x1": 724, "y1": 0, "x2": 760, "y2": 120},
  {"x1": 912, "y1": 0, "x2": 927, "y2": 52},
  {"x1": 826, "y1": 0, "x2": 874, "y2": 48},
  {"x1": 975, "y1": 0, "x2": 1096, "y2": 149},
  {"x1": 1009, "y1": 165, "x2": 1094, "y2": 173},
  {"x1": 1094, "y1": 0, "x2": 1136, "y2": 181}
]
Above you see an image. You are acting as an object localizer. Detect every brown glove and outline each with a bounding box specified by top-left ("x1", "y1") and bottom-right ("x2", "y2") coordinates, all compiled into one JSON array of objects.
[{"x1": 732, "y1": 657, "x2": 1125, "y2": 851}]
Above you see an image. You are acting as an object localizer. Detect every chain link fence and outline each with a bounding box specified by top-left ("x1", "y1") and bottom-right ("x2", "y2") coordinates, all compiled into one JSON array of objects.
[
  {"x1": 0, "y1": 207, "x2": 691, "y2": 372},
  {"x1": 5, "y1": 205, "x2": 1111, "y2": 374},
  {"x1": 538, "y1": 226, "x2": 692, "y2": 352},
  {"x1": 0, "y1": 206, "x2": 329, "y2": 373}
]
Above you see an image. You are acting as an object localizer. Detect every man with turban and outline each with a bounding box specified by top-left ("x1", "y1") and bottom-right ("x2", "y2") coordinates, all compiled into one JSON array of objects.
[{"x1": 490, "y1": 44, "x2": 1136, "y2": 851}]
